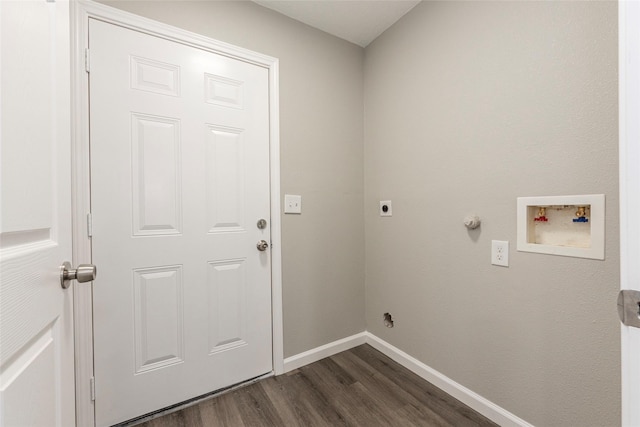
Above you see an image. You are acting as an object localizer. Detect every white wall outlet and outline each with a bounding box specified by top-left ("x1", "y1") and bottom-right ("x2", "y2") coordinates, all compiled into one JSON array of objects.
[
  {"x1": 284, "y1": 194, "x2": 302, "y2": 214},
  {"x1": 380, "y1": 200, "x2": 392, "y2": 217},
  {"x1": 491, "y1": 240, "x2": 509, "y2": 267}
]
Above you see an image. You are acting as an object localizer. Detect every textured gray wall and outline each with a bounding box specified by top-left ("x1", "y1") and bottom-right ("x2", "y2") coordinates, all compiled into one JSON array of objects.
[
  {"x1": 97, "y1": 1, "x2": 620, "y2": 424},
  {"x1": 364, "y1": 2, "x2": 619, "y2": 426},
  {"x1": 100, "y1": 0, "x2": 366, "y2": 358}
]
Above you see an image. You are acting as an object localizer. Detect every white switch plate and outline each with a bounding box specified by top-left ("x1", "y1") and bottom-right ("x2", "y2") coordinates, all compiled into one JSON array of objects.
[
  {"x1": 491, "y1": 240, "x2": 509, "y2": 267},
  {"x1": 284, "y1": 194, "x2": 302, "y2": 214},
  {"x1": 379, "y1": 200, "x2": 392, "y2": 217}
]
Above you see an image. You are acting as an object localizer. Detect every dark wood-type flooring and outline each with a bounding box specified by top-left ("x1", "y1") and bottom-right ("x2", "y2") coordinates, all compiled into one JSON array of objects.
[{"x1": 133, "y1": 344, "x2": 498, "y2": 427}]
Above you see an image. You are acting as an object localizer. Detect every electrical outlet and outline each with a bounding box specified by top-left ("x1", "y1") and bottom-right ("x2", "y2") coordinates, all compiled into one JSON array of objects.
[
  {"x1": 379, "y1": 200, "x2": 392, "y2": 217},
  {"x1": 491, "y1": 240, "x2": 509, "y2": 267}
]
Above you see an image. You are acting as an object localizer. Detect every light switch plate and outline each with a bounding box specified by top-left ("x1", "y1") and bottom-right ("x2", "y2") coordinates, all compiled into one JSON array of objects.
[{"x1": 284, "y1": 194, "x2": 302, "y2": 214}]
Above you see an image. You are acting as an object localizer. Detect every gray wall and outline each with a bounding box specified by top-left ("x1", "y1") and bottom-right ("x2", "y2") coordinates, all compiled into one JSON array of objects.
[
  {"x1": 100, "y1": 0, "x2": 366, "y2": 358},
  {"x1": 364, "y1": 2, "x2": 619, "y2": 426},
  {"x1": 98, "y1": 1, "x2": 620, "y2": 425}
]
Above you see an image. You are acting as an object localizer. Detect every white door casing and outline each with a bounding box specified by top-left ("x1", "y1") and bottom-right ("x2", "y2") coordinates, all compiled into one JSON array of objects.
[
  {"x1": 89, "y1": 18, "x2": 273, "y2": 425},
  {"x1": 0, "y1": 1, "x2": 75, "y2": 426},
  {"x1": 619, "y1": 1, "x2": 640, "y2": 426},
  {"x1": 71, "y1": 2, "x2": 283, "y2": 425}
]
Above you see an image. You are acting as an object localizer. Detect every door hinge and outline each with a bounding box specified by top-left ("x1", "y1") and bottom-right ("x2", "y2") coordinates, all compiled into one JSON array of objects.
[
  {"x1": 85, "y1": 48, "x2": 90, "y2": 73},
  {"x1": 90, "y1": 377, "x2": 96, "y2": 401},
  {"x1": 618, "y1": 289, "x2": 640, "y2": 328},
  {"x1": 87, "y1": 213, "x2": 93, "y2": 238}
]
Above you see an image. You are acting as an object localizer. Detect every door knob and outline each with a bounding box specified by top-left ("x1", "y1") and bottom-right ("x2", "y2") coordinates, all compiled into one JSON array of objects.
[
  {"x1": 256, "y1": 240, "x2": 269, "y2": 251},
  {"x1": 60, "y1": 261, "x2": 97, "y2": 289}
]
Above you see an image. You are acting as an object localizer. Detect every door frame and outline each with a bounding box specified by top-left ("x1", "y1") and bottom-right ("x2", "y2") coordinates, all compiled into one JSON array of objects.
[
  {"x1": 70, "y1": 1, "x2": 284, "y2": 425},
  {"x1": 619, "y1": 1, "x2": 640, "y2": 425}
]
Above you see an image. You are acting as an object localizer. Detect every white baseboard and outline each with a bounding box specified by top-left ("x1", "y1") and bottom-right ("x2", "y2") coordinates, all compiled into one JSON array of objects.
[
  {"x1": 282, "y1": 331, "x2": 532, "y2": 427},
  {"x1": 365, "y1": 332, "x2": 533, "y2": 427},
  {"x1": 283, "y1": 332, "x2": 367, "y2": 373}
]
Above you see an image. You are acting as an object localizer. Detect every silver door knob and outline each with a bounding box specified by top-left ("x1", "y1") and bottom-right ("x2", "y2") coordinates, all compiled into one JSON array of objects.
[
  {"x1": 60, "y1": 261, "x2": 97, "y2": 289},
  {"x1": 256, "y1": 240, "x2": 269, "y2": 251}
]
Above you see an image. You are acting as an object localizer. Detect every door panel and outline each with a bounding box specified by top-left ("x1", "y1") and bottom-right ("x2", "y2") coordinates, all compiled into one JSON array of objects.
[
  {"x1": 89, "y1": 19, "x2": 272, "y2": 426},
  {"x1": 0, "y1": 1, "x2": 74, "y2": 426},
  {"x1": 133, "y1": 265, "x2": 185, "y2": 373},
  {"x1": 131, "y1": 113, "x2": 182, "y2": 235}
]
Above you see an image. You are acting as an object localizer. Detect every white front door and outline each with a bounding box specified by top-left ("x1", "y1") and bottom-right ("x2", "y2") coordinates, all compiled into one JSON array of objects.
[
  {"x1": 0, "y1": 1, "x2": 75, "y2": 426},
  {"x1": 88, "y1": 19, "x2": 273, "y2": 426},
  {"x1": 620, "y1": 1, "x2": 640, "y2": 426}
]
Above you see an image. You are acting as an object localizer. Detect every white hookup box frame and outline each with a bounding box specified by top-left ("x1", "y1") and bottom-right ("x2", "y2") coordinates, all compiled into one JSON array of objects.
[{"x1": 517, "y1": 194, "x2": 605, "y2": 260}]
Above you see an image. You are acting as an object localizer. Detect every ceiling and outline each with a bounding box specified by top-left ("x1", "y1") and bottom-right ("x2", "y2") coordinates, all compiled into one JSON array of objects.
[{"x1": 252, "y1": 0, "x2": 421, "y2": 47}]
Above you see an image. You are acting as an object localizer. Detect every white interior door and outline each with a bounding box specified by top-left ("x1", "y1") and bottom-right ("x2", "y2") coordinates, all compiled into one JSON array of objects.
[
  {"x1": 620, "y1": 1, "x2": 640, "y2": 426},
  {"x1": 0, "y1": 1, "x2": 75, "y2": 426},
  {"x1": 89, "y1": 19, "x2": 272, "y2": 426}
]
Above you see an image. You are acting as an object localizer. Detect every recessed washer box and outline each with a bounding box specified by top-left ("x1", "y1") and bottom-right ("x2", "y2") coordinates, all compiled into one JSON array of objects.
[{"x1": 517, "y1": 194, "x2": 605, "y2": 260}]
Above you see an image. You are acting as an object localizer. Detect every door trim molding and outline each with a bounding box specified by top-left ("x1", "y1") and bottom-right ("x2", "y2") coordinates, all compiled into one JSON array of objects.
[
  {"x1": 619, "y1": 1, "x2": 640, "y2": 425},
  {"x1": 70, "y1": 1, "x2": 283, "y2": 424}
]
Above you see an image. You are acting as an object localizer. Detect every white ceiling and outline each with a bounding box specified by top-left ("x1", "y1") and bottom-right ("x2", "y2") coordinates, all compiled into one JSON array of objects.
[{"x1": 252, "y1": 0, "x2": 421, "y2": 47}]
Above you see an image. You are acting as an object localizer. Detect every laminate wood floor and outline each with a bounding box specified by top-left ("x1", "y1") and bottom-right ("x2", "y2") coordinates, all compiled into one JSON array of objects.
[{"x1": 132, "y1": 344, "x2": 498, "y2": 427}]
